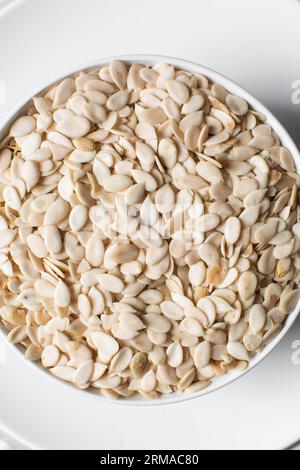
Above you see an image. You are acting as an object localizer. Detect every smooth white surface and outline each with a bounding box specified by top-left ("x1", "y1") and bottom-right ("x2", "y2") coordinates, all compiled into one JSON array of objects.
[{"x1": 1, "y1": 0, "x2": 300, "y2": 450}]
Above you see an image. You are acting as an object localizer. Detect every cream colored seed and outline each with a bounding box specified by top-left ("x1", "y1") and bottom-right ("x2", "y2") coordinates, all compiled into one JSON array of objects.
[
  {"x1": 78, "y1": 294, "x2": 91, "y2": 316},
  {"x1": 56, "y1": 115, "x2": 90, "y2": 138},
  {"x1": 97, "y1": 274, "x2": 124, "y2": 294},
  {"x1": 44, "y1": 198, "x2": 69, "y2": 225},
  {"x1": 167, "y1": 79, "x2": 190, "y2": 105},
  {"x1": 74, "y1": 360, "x2": 94, "y2": 386},
  {"x1": 3, "y1": 186, "x2": 22, "y2": 212},
  {"x1": 44, "y1": 226, "x2": 62, "y2": 254},
  {"x1": 10, "y1": 116, "x2": 36, "y2": 137},
  {"x1": 27, "y1": 233, "x2": 48, "y2": 258},
  {"x1": 103, "y1": 174, "x2": 132, "y2": 192},
  {"x1": 91, "y1": 331, "x2": 119, "y2": 363},
  {"x1": 54, "y1": 280, "x2": 71, "y2": 308},
  {"x1": 224, "y1": 217, "x2": 241, "y2": 245},
  {"x1": 86, "y1": 235, "x2": 104, "y2": 267},
  {"x1": 238, "y1": 272, "x2": 257, "y2": 301},
  {"x1": 69, "y1": 205, "x2": 88, "y2": 232},
  {"x1": 42, "y1": 345, "x2": 60, "y2": 368}
]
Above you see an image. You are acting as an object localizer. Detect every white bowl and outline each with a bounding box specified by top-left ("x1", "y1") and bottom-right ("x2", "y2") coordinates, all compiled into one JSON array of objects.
[{"x1": 1, "y1": 54, "x2": 299, "y2": 406}]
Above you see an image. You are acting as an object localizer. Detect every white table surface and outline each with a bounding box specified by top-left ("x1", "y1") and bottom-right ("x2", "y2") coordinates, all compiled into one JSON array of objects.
[{"x1": 0, "y1": 0, "x2": 300, "y2": 451}]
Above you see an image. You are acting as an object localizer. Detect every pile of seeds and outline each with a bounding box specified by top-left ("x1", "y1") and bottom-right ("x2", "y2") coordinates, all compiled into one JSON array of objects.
[{"x1": 0, "y1": 60, "x2": 300, "y2": 400}]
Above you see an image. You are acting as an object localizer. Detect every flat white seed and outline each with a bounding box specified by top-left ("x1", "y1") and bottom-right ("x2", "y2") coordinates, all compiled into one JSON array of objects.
[
  {"x1": 140, "y1": 107, "x2": 166, "y2": 125},
  {"x1": 91, "y1": 331, "x2": 119, "y2": 362},
  {"x1": 167, "y1": 80, "x2": 190, "y2": 105},
  {"x1": 7, "y1": 326, "x2": 27, "y2": 344},
  {"x1": 158, "y1": 139, "x2": 177, "y2": 169},
  {"x1": 181, "y1": 318, "x2": 204, "y2": 337},
  {"x1": 197, "y1": 161, "x2": 223, "y2": 183},
  {"x1": 273, "y1": 240, "x2": 294, "y2": 259},
  {"x1": 198, "y1": 243, "x2": 219, "y2": 267},
  {"x1": 196, "y1": 214, "x2": 220, "y2": 232},
  {"x1": 227, "y1": 342, "x2": 249, "y2": 361},
  {"x1": 58, "y1": 176, "x2": 73, "y2": 201},
  {"x1": 269, "y1": 231, "x2": 292, "y2": 245},
  {"x1": 244, "y1": 189, "x2": 267, "y2": 208},
  {"x1": 86, "y1": 235, "x2": 104, "y2": 267},
  {"x1": 125, "y1": 183, "x2": 145, "y2": 205},
  {"x1": 166, "y1": 342, "x2": 183, "y2": 368},
  {"x1": 53, "y1": 78, "x2": 76, "y2": 107},
  {"x1": 161, "y1": 301, "x2": 184, "y2": 321},
  {"x1": 155, "y1": 184, "x2": 175, "y2": 214},
  {"x1": 249, "y1": 304, "x2": 266, "y2": 335},
  {"x1": 56, "y1": 115, "x2": 90, "y2": 138},
  {"x1": 35, "y1": 279, "x2": 55, "y2": 298},
  {"x1": 182, "y1": 94, "x2": 204, "y2": 114},
  {"x1": 144, "y1": 313, "x2": 171, "y2": 333},
  {"x1": 243, "y1": 333, "x2": 262, "y2": 352},
  {"x1": 84, "y1": 103, "x2": 107, "y2": 123},
  {"x1": 103, "y1": 174, "x2": 132, "y2": 192},
  {"x1": 162, "y1": 97, "x2": 180, "y2": 119},
  {"x1": 74, "y1": 360, "x2": 94, "y2": 386},
  {"x1": 27, "y1": 234, "x2": 48, "y2": 258},
  {"x1": 107, "y1": 90, "x2": 129, "y2": 110},
  {"x1": 119, "y1": 312, "x2": 145, "y2": 331},
  {"x1": 139, "y1": 289, "x2": 163, "y2": 305},
  {"x1": 141, "y1": 370, "x2": 157, "y2": 393},
  {"x1": 109, "y1": 347, "x2": 133, "y2": 373},
  {"x1": 0, "y1": 148, "x2": 12, "y2": 172},
  {"x1": 3, "y1": 186, "x2": 22, "y2": 212},
  {"x1": 44, "y1": 199, "x2": 69, "y2": 225},
  {"x1": 194, "y1": 341, "x2": 211, "y2": 371},
  {"x1": 156, "y1": 364, "x2": 178, "y2": 385},
  {"x1": 140, "y1": 67, "x2": 158, "y2": 83},
  {"x1": 97, "y1": 274, "x2": 124, "y2": 293},
  {"x1": 91, "y1": 363, "x2": 107, "y2": 382},
  {"x1": 50, "y1": 366, "x2": 75, "y2": 383},
  {"x1": 239, "y1": 206, "x2": 261, "y2": 227},
  {"x1": 54, "y1": 280, "x2": 71, "y2": 308},
  {"x1": 112, "y1": 324, "x2": 138, "y2": 341},
  {"x1": 224, "y1": 217, "x2": 241, "y2": 245},
  {"x1": 238, "y1": 271, "x2": 257, "y2": 301},
  {"x1": 89, "y1": 287, "x2": 105, "y2": 315},
  {"x1": 44, "y1": 226, "x2": 62, "y2": 254},
  {"x1": 109, "y1": 60, "x2": 127, "y2": 89},
  {"x1": 42, "y1": 345, "x2": 60, "y2": 368},
  {"x1": 23, "y1": 160, "x2": 40, "y2": 190},
  {"x1": 279, "y1": 289, "x2": 300, "y2": 315},
  {"x1": 69, "y1": 205, "x2": 88, "y2": 232},
  {"x1": 0, "y1": 229, "x2": 16, "y2": 249},
  {"x1": 109, "y1": 244, "x2": 139, "y2": 264},
  {"x1": 226, "y1": 94, "x2": 248, "y2": 115},
  {"x1": 10, "y1": 116, "x2": 36, "y2": 137},
  {"x1": 78, "y1": 294, "x2": 92, "y2": 316},
  {"x1": 189, "y1": 261, "x2": 206, "y2": 287},
  {"x1": 136, "y1": 142, "x2": 155, "y2": 171},
  {"x1": 184, "y1": 381, "x2": 210, "y2": 395},
  {"x1": 218, "y1": 268, "x2": 238, "y2": 288}
]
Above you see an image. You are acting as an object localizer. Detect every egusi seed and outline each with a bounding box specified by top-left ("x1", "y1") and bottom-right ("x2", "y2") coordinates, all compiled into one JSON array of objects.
[{"x1": 0, "y1": 60, "x2": 299, "y2": 400}]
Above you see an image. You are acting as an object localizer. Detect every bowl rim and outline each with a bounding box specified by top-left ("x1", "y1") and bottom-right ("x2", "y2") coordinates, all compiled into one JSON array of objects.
[{"x1": 0, "y1": 53, "x2": 299, "y2": 407}]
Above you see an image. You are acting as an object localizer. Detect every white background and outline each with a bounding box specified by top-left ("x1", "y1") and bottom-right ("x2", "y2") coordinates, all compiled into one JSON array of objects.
[{"x1": 0, "y1": 0, "x2": 300, "y2": 450}]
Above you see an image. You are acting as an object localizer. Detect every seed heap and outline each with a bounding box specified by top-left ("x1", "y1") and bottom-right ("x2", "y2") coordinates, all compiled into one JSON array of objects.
[{"x1": 0, "y1": 61, "x2": 300, "y2": 399}]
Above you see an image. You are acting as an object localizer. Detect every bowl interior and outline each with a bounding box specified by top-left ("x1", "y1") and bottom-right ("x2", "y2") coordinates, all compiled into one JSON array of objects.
[{"x1": 0, "y1": 54, "x2": 300, "y2": 406}]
